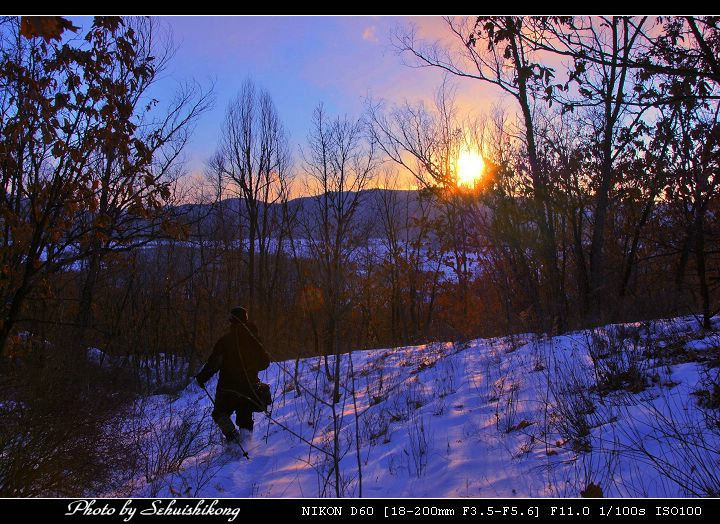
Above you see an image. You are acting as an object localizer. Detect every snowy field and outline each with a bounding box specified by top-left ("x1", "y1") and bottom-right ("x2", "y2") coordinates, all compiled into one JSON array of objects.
[
  {"x1": 125, "y1": 315, "x2": 720, "y2": 498},
  {"x1": 140, "y1": 237, "x2": 487, "y2": 283}
]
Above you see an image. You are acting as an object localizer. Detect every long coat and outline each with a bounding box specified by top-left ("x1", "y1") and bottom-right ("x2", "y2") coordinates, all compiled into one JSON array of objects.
[{"x1": 197, "y1": 320, "x2": 270, "y2": 394}]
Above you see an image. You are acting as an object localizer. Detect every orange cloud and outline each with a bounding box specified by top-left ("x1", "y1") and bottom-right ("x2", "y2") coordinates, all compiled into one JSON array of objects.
[{"x1": 362, "y1": 25, "x2": 378, "y2": 43}]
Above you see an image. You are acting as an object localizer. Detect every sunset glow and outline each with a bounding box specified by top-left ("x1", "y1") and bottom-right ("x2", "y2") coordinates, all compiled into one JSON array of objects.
[{"x1": 456, "y1": 148, "x2": 484, "y2": 188}]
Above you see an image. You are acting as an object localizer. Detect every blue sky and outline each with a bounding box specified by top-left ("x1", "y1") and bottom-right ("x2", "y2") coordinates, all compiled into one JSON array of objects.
[{"x1": 70, "y1": 16, "x2": 499, "y2": 183}]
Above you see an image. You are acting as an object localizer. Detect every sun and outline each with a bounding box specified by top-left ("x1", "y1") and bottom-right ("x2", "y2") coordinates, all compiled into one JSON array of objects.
[{"x1": 456, "y1": 148, "x2": 485, "y2": 188}]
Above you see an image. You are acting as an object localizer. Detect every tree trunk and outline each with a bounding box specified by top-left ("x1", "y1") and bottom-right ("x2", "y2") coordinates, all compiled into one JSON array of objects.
[
  {"x1": 694, "y1": 213, "x2": 712, "y2": 329},
  {"x1": 508, "y1": 22, "x2": 563, "y2": 332}
]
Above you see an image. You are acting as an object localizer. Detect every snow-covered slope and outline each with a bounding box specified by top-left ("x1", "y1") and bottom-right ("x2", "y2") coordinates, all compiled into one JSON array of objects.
[{"x1": 130, "y1": 315, "x2": 720, "y2": 498}]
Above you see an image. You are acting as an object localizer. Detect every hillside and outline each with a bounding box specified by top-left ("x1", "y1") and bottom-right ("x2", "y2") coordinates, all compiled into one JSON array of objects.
[
  {"x1": 173, "y1": 188, "x2": 453, "y2": 240},
  {"x1": 125, "y1": 315, "x2": 720, "y2": 498}
]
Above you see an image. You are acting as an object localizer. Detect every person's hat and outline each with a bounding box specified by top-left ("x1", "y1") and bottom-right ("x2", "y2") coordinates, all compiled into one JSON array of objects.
[{"x1": 229, "y1": 306, "x2": 248, "y2": 323}]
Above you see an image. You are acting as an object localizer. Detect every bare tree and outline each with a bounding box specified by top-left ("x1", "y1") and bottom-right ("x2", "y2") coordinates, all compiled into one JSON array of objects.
[
  {"x1": 392, "y1": 17, "x2": 565, "y2": 331},
  {"x1": 211, "y1": 78, "x2": 291, "y2": 315},
  {"x1": 367, "y1": 84, "x2": 498, "y2": 335},
  {"x1": 297, "y1": 104, "x2": 377, "y2": 496},
  {"x1": 373, "y1": 171, "x2": 442, "y2": 344},
  {"x1": 533, "y1": 17, "x2": 650, "y2": 322},
  {"x1": 663, "y1": 103, "x2": 720, "y2": 328}
]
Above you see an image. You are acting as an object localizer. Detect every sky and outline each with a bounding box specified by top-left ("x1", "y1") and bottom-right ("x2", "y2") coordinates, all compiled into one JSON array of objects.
[{"x1": 71, "y1": 16, "x2": 503, "y2": 189}]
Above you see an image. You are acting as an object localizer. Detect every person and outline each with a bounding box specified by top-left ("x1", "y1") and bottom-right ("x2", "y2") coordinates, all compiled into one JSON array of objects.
[{"x1": 195, "y1": 306, "x2": 270, "y2": 443}]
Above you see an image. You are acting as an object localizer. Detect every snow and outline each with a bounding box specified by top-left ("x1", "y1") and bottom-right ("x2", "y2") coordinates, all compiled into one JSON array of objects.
[
  {"x1": 126, "y1": 315, "x2": 720, "y2": 498},
  {"x1": 685, "y1": 335, "x2": 719, "y2": 352},
  {"x1": 86, "y1": 347, "x2": 110, "y2": 367},
  {"x1": 142, "y1": 237, "x2": 486, "y2": 283}
]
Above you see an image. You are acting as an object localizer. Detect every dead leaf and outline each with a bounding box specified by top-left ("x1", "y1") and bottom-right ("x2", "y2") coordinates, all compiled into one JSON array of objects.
[{"x1": 20, "y1": 17, "x2": 78, "y2": 41}]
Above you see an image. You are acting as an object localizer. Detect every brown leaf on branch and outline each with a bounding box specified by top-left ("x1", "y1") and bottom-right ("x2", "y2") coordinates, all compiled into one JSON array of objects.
[
  {"x1": 580, "y1": 482, "x2": 604, "y2": 498},
  {"x1": 20, "y1": 16, "x2": 79, "y2": 41}
]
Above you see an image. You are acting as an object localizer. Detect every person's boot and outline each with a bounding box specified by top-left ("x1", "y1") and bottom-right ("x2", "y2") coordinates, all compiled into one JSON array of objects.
[
  {"x1": 238, "y1": 419, "x2": 253, "y2": 440},
  {"x1": 224, "y1": 429, "x2": 250, "y2": 458}
]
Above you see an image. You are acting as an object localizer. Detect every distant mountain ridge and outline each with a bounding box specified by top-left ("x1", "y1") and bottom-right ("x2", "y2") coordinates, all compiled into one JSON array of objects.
[{"x1": 173, "y1": 188, "x2": 442, "y2": 239}]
